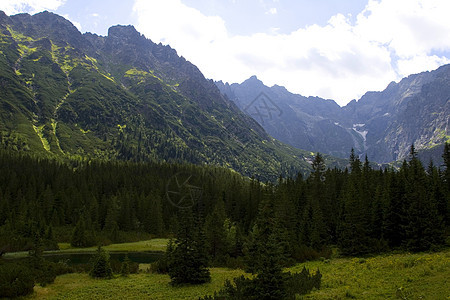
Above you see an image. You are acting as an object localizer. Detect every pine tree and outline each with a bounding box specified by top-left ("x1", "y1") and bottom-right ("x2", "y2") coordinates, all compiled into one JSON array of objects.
[
  {"x1": 252, "y1": 233, "x2": 287, "y2": 300},
  {"x1": 338, "y1": 150, "x2": 370, "y2": 255},
  {"x1": 89, "y1": 246, "x2": 113, "y2": 278},
  {"x1": 403, "y1": 146, "x2": 444, "y2": 251},
  {"x1": 244, "y1": 196, "x2": 287, "y2": 298},
  {"x1": 71, "y1": 218, "x2": 87, "y2": 248},
  {"x1": 442, "y1": 143, "x2": 450, "y2": 225},
  {"x1": 120, "y1": 254, "x2": 131, "y2": 277},
  {"x1": 205, "y1": 200, "x2": 228, "y2": 264},
  {"x1": 167, "y1": 208, "x2": 211, "y2": 285}
]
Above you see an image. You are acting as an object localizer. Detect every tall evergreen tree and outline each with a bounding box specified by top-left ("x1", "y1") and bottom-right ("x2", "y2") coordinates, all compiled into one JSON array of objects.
[
  {"x1": 167, "y1": 208, "x2": 211, "y2": 285},
  {"x1": 403, "y1": 145, "x2": 444, "y2": 251},
  {"x1": 245, "y1": 195, "x2": 287, "y2": 299},
  {"x1": 205, "y1": 200, "x2": 228, "y2": 264}
]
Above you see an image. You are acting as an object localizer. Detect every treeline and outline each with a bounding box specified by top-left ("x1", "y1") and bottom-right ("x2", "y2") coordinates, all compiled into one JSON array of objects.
[
  {"x1": 0, "y1": 147, "x2": 260, "y2": 252},
  {"x1": 0, "y1": 144, "x2": 449, "y2": 258}
]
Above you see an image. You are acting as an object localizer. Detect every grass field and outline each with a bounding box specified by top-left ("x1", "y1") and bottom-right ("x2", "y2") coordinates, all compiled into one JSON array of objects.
[
  {"x1": 295, "y1": 249, "x2": 450, "y2": 299},
  {"x1": 56, "y1": 239, "x2": 169, "y2": 252},
  {"x1": 4, "y1": 239, "x2": 170, "y2": 259},
  {"x1": 29, "y1": 269, "x2": 245, "y2": 300},
  {"x1": 24, "y1": 248, "x2": 449, "y2": 299}
]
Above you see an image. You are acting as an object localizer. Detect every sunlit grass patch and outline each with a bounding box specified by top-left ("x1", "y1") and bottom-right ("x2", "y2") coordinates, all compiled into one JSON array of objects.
[
  {"x1": 56, "y1": 239, "x2": 169, "y2": 253},
  {"x1": 292, "y1": 248, "x2": 450, "y2": 299},
  {"x1": 29, "y1": 268, "x2": 245, "y2": 300}
]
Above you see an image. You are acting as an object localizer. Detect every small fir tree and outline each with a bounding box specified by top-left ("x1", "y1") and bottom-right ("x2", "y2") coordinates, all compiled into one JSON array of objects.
[{"x1": 90, "y1": 246, "x2": 113, "y2": 278}]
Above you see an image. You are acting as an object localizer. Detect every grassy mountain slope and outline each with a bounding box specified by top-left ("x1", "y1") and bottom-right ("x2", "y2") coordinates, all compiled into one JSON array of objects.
[{"x1": 0, "y1": 11, "x2": 345, "y2": 180}]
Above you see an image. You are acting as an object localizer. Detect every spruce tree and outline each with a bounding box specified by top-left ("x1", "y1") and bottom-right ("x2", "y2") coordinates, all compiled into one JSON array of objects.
[
  {"x1": 245, "y1": 196, "x2": 287, "y2": 298},
  {"x1": 205, "y1": 200, "x2": 228, "y2": 264},
  {"x1": 71, "y1": 218, "x2": 87, "y2": 248},
  {"x1": 167, "y1": 208, "x2": 211, "y2": 285},
  {"x1": 89, "y1": 246, "x2": 113, "y2": 278},
  {"x1": 120, "y1": 254, "x2": 131, "y2": 277},
  {"x1": 403, "y1": 146, "x2": 444, "y2": 251}
]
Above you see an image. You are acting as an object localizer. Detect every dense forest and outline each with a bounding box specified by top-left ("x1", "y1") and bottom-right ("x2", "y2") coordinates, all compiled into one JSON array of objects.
[{"x1": 1, "y1": 143, "x2": 448, "y2": 261}]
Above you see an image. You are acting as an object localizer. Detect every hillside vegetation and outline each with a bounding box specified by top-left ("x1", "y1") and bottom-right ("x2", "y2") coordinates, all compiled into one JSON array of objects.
[{"x1": 25, "y1": 249, "x2": 449, "y2": 299}]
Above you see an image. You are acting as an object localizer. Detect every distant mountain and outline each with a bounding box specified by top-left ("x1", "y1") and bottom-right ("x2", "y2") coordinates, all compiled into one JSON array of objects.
[
  {"x1": 216, "y1": 76, "x2": 355, "y2": 159},
  {"x1": 0, "y1": 11, "x2": 345, "y2": 181},
  {"x1": 217, "y1": 65, "x2": 450, "y2": 164}
]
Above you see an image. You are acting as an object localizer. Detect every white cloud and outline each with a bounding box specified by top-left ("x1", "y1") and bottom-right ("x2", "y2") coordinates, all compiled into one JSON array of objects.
[
  {"x1": 134, "y1": 0, "x2": 450, "y2": 106},
  {"x1": 0, "y1": 0, "x2": 65, "y2": 15},
  {"x1": 266, "y1": 8, "x2": 277, "y2": 15}
]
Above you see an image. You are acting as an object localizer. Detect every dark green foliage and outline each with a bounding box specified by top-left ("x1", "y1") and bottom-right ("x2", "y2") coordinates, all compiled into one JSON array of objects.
[
  {"x1": 0, "y1": 262, "x2": 35, "y2": 298},
  {"x1": 0, "y1": 143, "x2": 448, "y2": 276},
  {"x1": 71, "y1": 218, "x2": 91, "y2": 247},
  {"x1": 89, "y1": 246, "x2": 113, "y2": 279},
  {"x1": 205, "y1": 200, "x2": 228, "y2": 265},
  {"x1": 401, "y1": 146, "x2": 444, "y2": 251},
  {"x1": 167, "y1": 209, "x2": 211, "y2": 285},
  {"x1": 285, "y1": 267, "x2": 322, "y2": 298},
  {"x1": 120, "y1": 254, "x2": 131, "y2": 276},
  {"x1": 199, "y1": 268, "x2": 322, "y2": 300}
]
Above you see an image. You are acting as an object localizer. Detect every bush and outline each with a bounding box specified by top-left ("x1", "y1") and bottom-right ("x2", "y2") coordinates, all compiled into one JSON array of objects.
[
  {"x1": 284, "y1": 267, "x2": 322, "y2": 297},
  {"x1": 199, "y1": 267, "x2": 322, "y2": 300},
  {"x1": 224, "y1": 256, "x2": 245, "y2": 269},
  {"x1": 0, "y1": 262, "x2": 35, "y2": 298},
  {"x1": 29, "y1": 258, "x2": 57, "y2": 286}
]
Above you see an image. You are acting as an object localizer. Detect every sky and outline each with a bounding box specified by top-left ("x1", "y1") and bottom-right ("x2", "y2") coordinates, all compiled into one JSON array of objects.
[{"x1": 1, "y1": 0, "x2": 450, "y2": 106}]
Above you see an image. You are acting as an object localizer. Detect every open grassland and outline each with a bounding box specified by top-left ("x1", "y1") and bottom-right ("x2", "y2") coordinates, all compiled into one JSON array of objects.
[
  {"x1": 24, "y1": 248, "x2": 449, "y2": 299},
  {"x1": 294, "y1": 249, "x2": 450, "y2": 299},
  {"x1": 28, "y1": 269, "x2": 245, "y2": 300},
  {"x1": 57, "y1": 239, "x2": 169, "y2": 252},
  {"x1": 4, "y1": 239, "x2": 169, "y2": 259}
]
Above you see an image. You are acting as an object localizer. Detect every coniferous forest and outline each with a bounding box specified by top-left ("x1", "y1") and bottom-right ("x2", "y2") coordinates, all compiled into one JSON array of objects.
[
  {"x1": 0, "y1": 142, "x2": 449, "y2": 298},
  {"x1": 0, "y1": 8, "x2": 449, "y2": 299},
  {"x1": 1, "y1": 144, "x2": 448, "y2": 257}
]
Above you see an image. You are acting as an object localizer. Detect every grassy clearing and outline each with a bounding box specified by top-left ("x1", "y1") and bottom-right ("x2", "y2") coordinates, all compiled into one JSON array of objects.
[
  {"x1": 4, "y1": 239, "x2": 169, "y2": 259},
  {"x1": 292, "y1": 249, "x2": 450, "y2": 299},
  {"x1": 29, "y1": 269, "x2": 245, "y2": 300},
  {"x1": 57, "y1": 239, "x2": 169, "y2": 253},
  {"x1": 22, "y1": 248, "x2": 450, "y2": 299}
]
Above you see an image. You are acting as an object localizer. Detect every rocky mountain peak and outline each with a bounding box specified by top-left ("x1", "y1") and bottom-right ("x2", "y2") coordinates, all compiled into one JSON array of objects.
[{"x1": 108, "y1": 25, "x2": 142, "y2": 42}]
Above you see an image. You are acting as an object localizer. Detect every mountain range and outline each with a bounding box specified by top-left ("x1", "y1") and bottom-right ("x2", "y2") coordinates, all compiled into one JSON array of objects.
[
  {"x1": 0, "y1": 10, "x2": 448, "y2": 181},
  {"x1": 0, "y1": 11, "x2": 349, "y2": 181},
  {"x1": 217, "y1": 65, "x2": 450, "y2": 164}
]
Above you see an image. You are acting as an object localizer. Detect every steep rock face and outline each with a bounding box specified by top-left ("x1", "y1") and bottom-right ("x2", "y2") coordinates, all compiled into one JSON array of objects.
[
  {"x1": 216, "y1": 76, "x2": 364, "y2": 159},
  {"x1": 344, "y1": 65, "x2": 450, "y2": 162},
  {"x1": 218, "y1": 65, "x2": 450, "y2": 163},
  {"x1": 1, "y1": 11, "x2": 341, "y2": 181}
]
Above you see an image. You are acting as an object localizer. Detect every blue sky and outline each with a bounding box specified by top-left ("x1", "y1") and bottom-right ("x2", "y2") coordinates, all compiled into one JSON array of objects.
[{"x1": 1, "y1": 0, "x2": 450, "y2": 106}]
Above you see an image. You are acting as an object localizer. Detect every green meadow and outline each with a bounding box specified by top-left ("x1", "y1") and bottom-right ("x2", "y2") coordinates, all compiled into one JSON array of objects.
[
  {"x1": 3, "y1": 239, "x2": 169, "y2": 260},
  {"x1": 24, "y1": 247, "x2": 449, "y2": 299}
]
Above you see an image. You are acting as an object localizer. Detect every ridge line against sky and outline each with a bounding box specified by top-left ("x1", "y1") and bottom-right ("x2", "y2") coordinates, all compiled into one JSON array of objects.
[{"x1": 1, "y1": 0, "x2": 449, "y2": 106}]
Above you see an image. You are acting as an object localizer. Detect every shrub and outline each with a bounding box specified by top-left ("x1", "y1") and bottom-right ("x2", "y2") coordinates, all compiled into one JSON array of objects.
[
  {"x1": 0, "y1": 263, "x2": 35, "y2": 298},
  {"x1": 199, "y1": 267, "x2": 322, "y2": 300},
  {"x1": 284, "y1": 267, "x2": 322, "y2": 297},
  {"x1": 149, "y1": 256, "x2": 169, "y2": 274}
]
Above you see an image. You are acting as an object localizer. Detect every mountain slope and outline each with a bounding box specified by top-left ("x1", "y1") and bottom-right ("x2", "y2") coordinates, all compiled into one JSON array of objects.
[
  {"x1": 217, "y1": 65, "x2": 450, "y2": 163},
  {"x1": 344, "y1": 65, "x2": 450, "y2": 162},
  {"x1": 216, "y1": 76, "x2": 365, "y2": 159},
  {"x1": 0, "y1": 11, "x2": 345, "y2": 180}
]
